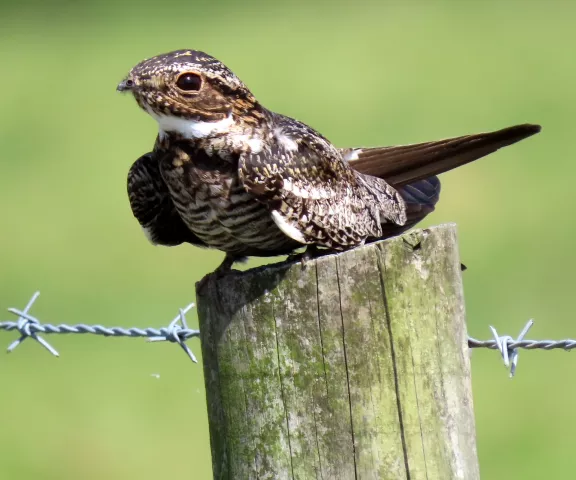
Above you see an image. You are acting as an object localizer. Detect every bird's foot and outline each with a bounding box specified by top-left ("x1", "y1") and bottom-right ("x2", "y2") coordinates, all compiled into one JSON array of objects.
[
  {"x1": 196, "y1": 254, "x2": 246, "y2": 294},
  {"x1": 287, "y1": 245, "x2": 323, "y2": 270}
]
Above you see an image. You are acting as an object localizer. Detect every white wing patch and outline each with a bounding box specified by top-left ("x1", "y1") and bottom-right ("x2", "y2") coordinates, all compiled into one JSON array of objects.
[
  {"x1": 343, "y1": 149, "x2": 361, "y2": 161},
  {"x1": 282, "y1": 178, "x2": 331, "y2": 200},
  {"x1": 271, "y1": 210, "x2": 308, "y2": 244}
]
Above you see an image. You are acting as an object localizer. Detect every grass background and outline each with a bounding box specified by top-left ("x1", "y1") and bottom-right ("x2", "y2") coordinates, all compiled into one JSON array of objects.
[{"x1": 1, "y1": 0, "x2": 575, "y2": 478}]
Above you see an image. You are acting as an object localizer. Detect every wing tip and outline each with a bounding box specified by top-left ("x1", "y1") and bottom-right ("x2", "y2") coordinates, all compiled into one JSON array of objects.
[{"x1": 507, "y1": 123, "x2": 542, "y2": 140}]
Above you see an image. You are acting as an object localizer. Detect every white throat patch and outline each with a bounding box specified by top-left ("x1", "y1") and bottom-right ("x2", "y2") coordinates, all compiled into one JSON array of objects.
[
  {"x1": 143, "y1": 105, "x2": 263, "y2": 153},
  {"x1": 144, "y1": 105, "x2": 234, "y2": 139}
]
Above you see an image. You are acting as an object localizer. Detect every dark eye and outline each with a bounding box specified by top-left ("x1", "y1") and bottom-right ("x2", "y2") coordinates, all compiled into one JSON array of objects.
[{"x1": 176, "y1": 73, "x2": 202, "y2": 91}]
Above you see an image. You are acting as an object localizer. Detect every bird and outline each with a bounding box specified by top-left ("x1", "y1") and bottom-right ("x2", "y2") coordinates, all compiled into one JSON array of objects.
[{"x1": 117, "y1": 49, "x2": 541, "y2": 276}]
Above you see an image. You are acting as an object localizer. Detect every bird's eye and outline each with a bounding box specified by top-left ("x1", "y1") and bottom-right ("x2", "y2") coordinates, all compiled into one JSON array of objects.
[{"x1": 176, "y1": 73, "x2": 202, "y2": 91}]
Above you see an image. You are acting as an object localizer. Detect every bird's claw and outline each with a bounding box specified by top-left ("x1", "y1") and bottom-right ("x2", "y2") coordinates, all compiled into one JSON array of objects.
[
  {"x1": 196, "y1": 254, "x2": 243, "y2": 294},
  {"x1": 287, "y1": 245, "x2": 322, "y2": 270}
]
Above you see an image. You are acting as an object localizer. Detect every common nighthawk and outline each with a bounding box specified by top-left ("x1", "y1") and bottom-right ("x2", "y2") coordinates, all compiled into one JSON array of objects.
[{"x1": 118, "y1": 50, "x2": 540, "y2": 274}]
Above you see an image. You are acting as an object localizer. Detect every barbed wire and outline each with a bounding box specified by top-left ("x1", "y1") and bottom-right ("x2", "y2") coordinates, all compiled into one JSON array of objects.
[
  {"x1": 0, "y1": 292, "x2": 199, "y2": 363},
  {"x1": 1, "y1": 291, "x2": 574, "y2": 377}
]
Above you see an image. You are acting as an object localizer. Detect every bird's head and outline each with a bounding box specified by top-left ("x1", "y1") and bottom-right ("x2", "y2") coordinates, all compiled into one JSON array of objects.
[{"x1": 117, "y1": 50, "x2": 264, "y2": 139}]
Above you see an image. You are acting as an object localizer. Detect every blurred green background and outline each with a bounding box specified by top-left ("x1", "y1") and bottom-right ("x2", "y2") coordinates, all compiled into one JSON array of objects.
[{"x1": 0, "y1": 0, "x2": 574, "y2": 478}]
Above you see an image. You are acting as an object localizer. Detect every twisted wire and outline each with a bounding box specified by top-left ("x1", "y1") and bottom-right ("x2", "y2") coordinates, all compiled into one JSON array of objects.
[
  {"x1": 468, "y1": 338, "x2": 576, "y2": 351},
  {"x1": 1, "y1": 314, "x2": 200, "y2": 341}
]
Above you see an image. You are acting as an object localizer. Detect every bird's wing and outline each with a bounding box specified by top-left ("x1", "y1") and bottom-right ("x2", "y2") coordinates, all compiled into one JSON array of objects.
[
  {"x1": 379, "y1": 176, "x2": 442, "y2": 239},
  {"x1": 127, "y1": 152, "x2": 207, "y2": 247},
  {"x1": 239, "y1": 117, "x2": 406, "y2": 250},
  {"x1": 344, "y1": 124, "x2": 541, "y2": 187}
]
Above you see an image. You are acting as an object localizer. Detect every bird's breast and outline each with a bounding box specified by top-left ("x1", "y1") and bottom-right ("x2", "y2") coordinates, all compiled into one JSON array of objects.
[{"x1": 159, "y1": 148, "x2": 298, "y2": 255}]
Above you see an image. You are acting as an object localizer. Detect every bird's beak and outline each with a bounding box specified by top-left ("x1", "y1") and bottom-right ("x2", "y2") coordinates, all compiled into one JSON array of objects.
[{"x1": 116, "y1": 78, "x2": 133, "y2": 93}]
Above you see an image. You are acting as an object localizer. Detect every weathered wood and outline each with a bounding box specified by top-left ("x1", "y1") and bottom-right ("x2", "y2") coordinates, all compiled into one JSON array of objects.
[{"x1": 197, "y1": 224, "x2": 479, "y2": 480}]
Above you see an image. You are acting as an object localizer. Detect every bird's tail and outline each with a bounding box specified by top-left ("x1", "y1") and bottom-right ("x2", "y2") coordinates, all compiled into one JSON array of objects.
[{"x1": 348, "y1": 123, "x2": 541, "y2": 187}]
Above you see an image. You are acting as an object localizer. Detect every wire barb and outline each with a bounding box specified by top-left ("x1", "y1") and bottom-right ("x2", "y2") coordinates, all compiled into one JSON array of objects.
[
  {"x1": 148, "y1": 304, "x2": 198, "y2": 363},
  {"x1": 5, "y1": 292, "x2": 59, "y2": 357},
  {"x1": 488, "y1": 320, "x2": 534, "y2": 377}
]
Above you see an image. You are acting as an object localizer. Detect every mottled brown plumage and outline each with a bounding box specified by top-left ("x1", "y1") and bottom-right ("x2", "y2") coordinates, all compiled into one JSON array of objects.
[{"x1": 118, "y1": 50, "x2": 540, "y2": 272}]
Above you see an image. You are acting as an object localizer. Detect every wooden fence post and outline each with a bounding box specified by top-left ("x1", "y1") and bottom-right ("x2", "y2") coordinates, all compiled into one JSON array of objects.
[{"x1": 196, "y1": 223, "x2": 479, "y2": 480}]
